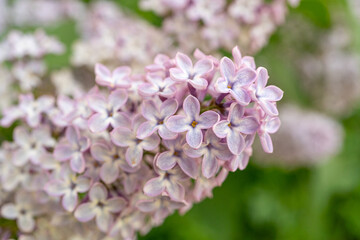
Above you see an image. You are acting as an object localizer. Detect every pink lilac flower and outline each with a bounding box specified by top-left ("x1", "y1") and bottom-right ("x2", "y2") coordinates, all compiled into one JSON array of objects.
[
  {"x1": 87, "y1": 89, "x2": 129, "y2": 132},
  {"x1": 137, "y1": 98, "x2": 178, "y2": 139},
  {"x1": 95, "y1": 63, "x2": 132, "y2": 88},
  {"x1": 44, "y1": 165, "x2": 91, "y2": 212},
  {"x1": 170, "y1": 52, "x2": 213, "y2": 90},
  {"x1": 111, "y1": 114, "x2": 160, "y2": 167},
  {"x1": 144, "y1": 166, "x2": 188, "y2": 201},
  {"x1": 213, "y1": 103, "x2": 259, "y2": 155},
  {"x1": 184, "y1": 129, "x2": 233, "y2": 178},
  {"x1": 12, "y1": 126, "x2": 55, "y2": 166},
  {"x1": 257, "y1": 114, "x2": 281, "y2": 153},
  {"x1": 215, "y1": 57, "x2": 257, "y2": 105},
  {"x1": 74, "y1": 183, "x2": 127, "y2": 232},
  {"x1": 138, "y1": 73, "x2": 176, "y2": 98},
  {"x1": 251, "y1": 67, "x2": 283, "y2": 116},
  {"x1": 156, "y1": 135, "x2": 199, "y2": 178},
  {"x1": 224, "y1": 134, "x2": 255, "y2": 171},
  {"x1": 166, "y1": 95, "x2": 219, "y2": 149},
  {"x1": 53, "y1": 126, "x2": 90, "y2": 173}
]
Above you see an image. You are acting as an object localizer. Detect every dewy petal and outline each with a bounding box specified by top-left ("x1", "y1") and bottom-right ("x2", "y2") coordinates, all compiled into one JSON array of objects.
[
  {"x1": 166, "y1": 182, "x2": 185, "y2": 201},
  {"x1": 198, "y1": 111, "x2": 219, "y2": 129},
  {"x1": 178, "y1": 155, "x2": 198, "y2": 179},
  {"x1": 194, "y1": 58, "x2": 213, "y2": 75},
  {"x1": 183, "y1": 95, "x2": 200, "y2": 117},
  {"x1": 125, "y1": 146, "x2": 143, "y2": 167},
  {"x1": 88, "y1": 113, "x2": 110, "y2": 133},
  {"x1": 220, "y1": 57, "x2": 236, "y2": 82},
  {"x1": 70, "y1": 154, "x2": 85, "y2": 173},
  {"x1": 136, "y1": 121, "x2": 157, "y2": 139},
  {"x1": 215, "y1": 77, "x2": 231, "y2": 94},
  {"x1": 144, "y1": 177, "x2": 165, "y2": 197},
  {"x1": 260, "y1": 85, "x2": 283, "y2": 102},
  {"x1": 235, "y1": 117, "x2": 259, "y2": 135},
  {"x1": 109, "y1": 89, "x2": 128, "y2": 111},
  {"x1": 62, "y1": 190, "x2": 78, "y2": 212},
  {"x1": 202, "y1": 152, "x2": 218, "y2": 179},
  {"x1": 1, "y1": 203, "x2": 18, "y2": 219},
  {"x1": 89, "y1": 183, "x2": 107, "y2": 201},
  {"x1": 54, "y1": 144, "x2": 73, "y2": 161},
  {"x1": 189, "y1": 77, "x2": 208, "y2": 90},
  {"x1": 95, "y1": 63, "x2": 112, "y2": 87},
  {"x1": 75, "y1": 203, "x2": 96, "y2": 222},
  {"x1": 234, "y1": 67, "x2": 257, "y2": 86},
  {"x1": 260, "y1": 132, "x2": 274, "y2": 153},
  {"x1": 107, "y1": 197, "x2": 127, "y2": 213},
  {"x1": 18, "y1": 215, "x2": 35, "y2": 233},
  {"x1": 100, "y1": 162, "x2": 119, "y2": 184},
  {"x1": 166, "y1": 115, "x2": 191, "y2": 133},
  {"x1": 96, "y1": 211, "x2": 112, "y2": 233},
  {"x1": 157, "y1": 151, "x2": 177, "y2": 170},
  {"x1": 175, "y1": 52, "x2": 193, "y2": 73},
  {"x1": 231, "y1": 85, "x2": 251, "y2": 105},
  {"x1": 256, "y1": 67, "x2": 268, "y2": 91},
  {"x1": 90, "y1": 143, "x2": 111, "y2": 162},
  {"x1": 213, "y1": 120, "x2": 231, "y2": 138},
  {"x1": 160, "y1": 98, "x2": 178, "y2": 117},
  {"x1": 110, "y1": 127, "x2": 133, "y2": 147},
  {"x1": 186, "y1": 128, "x2": 203, "y2": 149},
  {"x1": 141, "y1": 100, "x2": 158, "y2": 121},
  {"x1": 227, "y1": 131, "x2": 245, "y2": 155},
  {"x1": 266, "y1": 117, "x2": 281, "y2": 134}
]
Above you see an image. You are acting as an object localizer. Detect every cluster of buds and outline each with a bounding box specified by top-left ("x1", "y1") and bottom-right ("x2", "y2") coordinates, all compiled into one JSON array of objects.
[
  {"x1": 140, "y1": 0, "x2": 300, "y2": 53},
  {"x1": 0, "y1": 47, "x2": 283, "y2": 239}
]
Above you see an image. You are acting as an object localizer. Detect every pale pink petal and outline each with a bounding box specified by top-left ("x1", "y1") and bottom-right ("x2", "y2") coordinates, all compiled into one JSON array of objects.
[
  {"x1": 157, "y1": 151, "x2": 177, "y2": 170},
  {"x1": 88, "y1": 113, "x2": 109, "y2": 133},
  {"x1": 141, "y1": 100, "x2": 158, "y2": 121},
  {"x1": 75, "y1": 176, "x2": 91, "y2": 192},
  {"x1": 110, "y1": 127, "x2": 133, "y2": 147},
  {"x1": 266, "y1": 117, "x2": 281, "y2": 134},
  {"x1": 44, "y1": 181, "x2": 67, "y2": 196},
  {"x1": 260, "y1": 86, "x2": 283, "y2": 102},
  {"x1": 141, "y1": 134, "x2": 160, "y2": 151},
  {"x1": 166, "y1": 115, "x2": 191, "y2": 133},
  {"x1": 166, "y1": 182, "x2": 185, "y2": 201},
  {"x1": 227, "y1": 131, "x2": 245, "y2": 155},
  {"x1": 256, "y1": 67, "x2": 268, "y2": 90},
  {"x1": 13, "y1": 127, "x2": 30, "y2": 147},
  {"x1": 54, "y1": 145, "x2": 73, "y2": 161},
  {"x1": 136, "y1": 199, "x2": 157, "y2": 212},
  {"x1": 231, "y1": 86, "x2": 250, "y2": 105},
  {"x1": 236, "y1": 117, "x2": 259, "y2": 135},
  {"x1": 242, "y1": 56, "x2": 256, "y2": 69},
  {"x1": 90, "y1": 143, "x2": 111, "y2": 162},
  {"x1": 100, "y1": 162, "x2": 119, "y2": 184},
  {"x1": 158, "y1": 125, "x2": 178, "y2": 139},
  {"x1": 239, "y1": 154, "x2": 250, "y2": 170},
  {"x1": 89, "y1": 183, "x2": 107, "y2": 201},
  {"x1": 175, "y1": 52, "x2": 193, "y2": 73},
  {"x1": 18, "y1": 215, "x2": 35, "y2": 232},
  {"x1": 213, "y1": 120, "x2": 231, "y2": 138},
  {"x1": 12, "y1": 149, "x2": 29, "y2": 166},
  {"x1": 136, "y1": 121, "x2": 158, "y2": 139},
  {"x1": 160, "y1": 98, "x2": 178, "y2": 117},
  {"x1": 87, "y1": 94, "x2": 107, "y2": 113},
  {"x1": 95, "y1": 63, "x2": 112, "y2": 87},
  {"x1": 232, "y1": 46, "x2": 242, "y2": 68},
  {"x1": 107, "y1": 197, "x2": 127, "y2": 213},
  {"x1": 112, "y1": 112, "x2": 131, "y2": 128},
  {"x1": 144, "y1": 177, "x2": 165, "y2": 197},
  {"x1": 194, "y1": 58, "x2": 213, "y2": 75},
  {"x1": 62, "y1": 191, "x2": 78, "y2": 212},
  {"x1": 202, "y1": 153, "x2": 218, "y2": 179},
  {"x1": 1, "y1": 204, "x2": 17, "y2": 219},
  {"x1": 234, "y1": 67, "x2": 257, "y2": 86},
  {"x1": 125, "y1": 146, "x2": 143, "y2": 167},
  {"x1": 75, "y1": 203, "x2": 95, "y2": 222},
  {"x1": 65, "y1": 126, "x2": 79, "y2": 145},
  {"x1": 186, "y1": 128, "x2": 203, "y2": 149},
  {"x1": 183, "y1": 95, "x2": 200, "y2": 117},
  {"x1": 259, "y1": 100, "x2": 279, "y2": 116},
  {"x1": 138, "y1": 83, "x2": 158, "y2": 96},
  {"x1": 109, "y1": 89, "x2": 128, "y2": 110},
  {"x1": 260, "y1": 132, "x2": 273, "y2": 153},
  {"x1": 198, "y1": 111, "x2": 219, "y2": 129},
  {"x1": 178, "y1": 156, "x2": 198, "y2": 179},
  {"x1": 220, "y1": 57, "x2": 236, "y2": 82},
  {"x1": 229, "y1": 103, "x2": 245, "y2": 124},
  {"x1": 215, "y1": 77, "x2": 231, "y2": 94},
  {"x1": 189, "y1": 77, "x2": 208, "y2": 90},
  {"x1": 70, "y1": 154, "x2": 86, "y2": 173},
  {"x1": 170, "y1": 68, "x2": 188, "y2": 81},
  {"x1": 113, "y1": 66, "x2": 131, "y2": 88},
  {"x1": 96, "y1": 211, "x2": 113, "y2": 232}
]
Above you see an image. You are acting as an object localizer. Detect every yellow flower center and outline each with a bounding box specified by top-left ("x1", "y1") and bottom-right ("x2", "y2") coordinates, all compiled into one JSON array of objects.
[{"x1": 191, "y1": 120, "x2": 198, "y2": 128}]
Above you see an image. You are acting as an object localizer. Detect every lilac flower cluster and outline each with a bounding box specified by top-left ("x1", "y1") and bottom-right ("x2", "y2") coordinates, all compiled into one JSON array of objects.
[
  {"x1": 140, "y1": 0, "x2": 300, "y2": 53},
  {"x1": 0, "y1": 47, "x2": 283, "y2": 239}
]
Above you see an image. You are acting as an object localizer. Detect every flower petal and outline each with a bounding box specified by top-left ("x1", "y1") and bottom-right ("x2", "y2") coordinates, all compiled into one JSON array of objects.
[
  {"x1": 95, "y1": 63, "x2": 112, "y2": 87},
  {"x1": 75, "y1": 203, "x2": 96, "y2": 222},
  {"x1": 236, "y1": 117, "x2": 259, "y2": 135},
  {"x1": 213, "y1": 120, "x2": 231, "y2": 138},
  {"x1": 198, "y1": 111, "x2": 219, "y2": 129},
  {"x1": 54, "y1": 144, "x2": 73, "y2": 161},
  {"x1": 175, "y1": 52, "x2": 193, "y2": 73},
  {"x1": 96, "y1": 211, "x2": 112, "y2": 233},
  {"x1": 125, "y1": 146, "x2": 143, "y2": 167},
  {"x1": 136, "y1": 121, "x2": 158, "y2": 139},
  {"x1": 166, "y1": 182, "x2": 185, "y2": 201},
  {"x1": 18, "y1": 215, "x2": 35, "y2": 233},
  {"x1": 109, "y1": 89, "x2": 128, "y2": 111},
  {"x1": 215, "y1": 77, "x2": 231, "y2": 94},
  {"x1": 260, "y1": 86, "x2": 283, "y2": 102},
  {"x1": 141, "y1": 100, "x2": 158, "y2": 121},
  {"x1": 189, "y1": 77, "x2": 208, "y2": 90},
  {"x1": 202, "y1": 152, "x2": 218, "y2": 179},
  {"x1": 70, "y1": 154, "x2": 86, "y2": 173},
  {"x1": 183, "y1": 95, "x2": 200, "y2": 118},
  {"x1": 227, "y1": 131, "x2": 245, "y2": 155},
  {"x1": 194, "y1": 58, "x2": 213, "y2": 75},
  {"x1": 160, "y1": 98, "x2": 178, "y2": 117},
  {"x1": 166, "y1": 115, "x2": 191, "y2": 133},
  {"x1": 144, "y1": 177, "x2": 165, "y2": 197},
  {"x1": 89, "y1": 183, "x2": 107, "y2": 201},
  {"x1": 1, "y1": 204, "x2": 17, "y2": 219},
  {"x1": 220, "y1": 57, "x2": 236, "y2": 82},
  {"x1": 186, "y1": 128, "x2": 203, "y2": 149},
  {"x1": 260, "y1": 132, "x2": 273, "y2": 153},
  {"x1": 100, "y1": 162, "x2": 119, "y2": 184},
  {"x1": 234, "y1": 67, "x2": 256, "y2": 86},
  {"x1": 107, "y1": 197, "x2": 127, "y2": 213},
  {"x1": 256, "y1": 67, "x2": 268, "y2": 91},
  {"x1": 178, "y1": 156, "x2": 198, "y2": 179},
  {"x1": 88, "y1": 113, "x2": 109, "y2": 133},
  {"x1": 157, "y1": 151, "x2": 177, "y2": 171},
  {"x1": 231, "y1": 84, "x2": 251, "y2": 105},
  {"x1": 62, "y1": 190, "x2": 78, "y2": 212},
  {"x1": 90, "y1": 143, "x2": 111, "y2": 162},
  {"x1": 110, "y1": 127, "x2": 133, "y2": 147}
]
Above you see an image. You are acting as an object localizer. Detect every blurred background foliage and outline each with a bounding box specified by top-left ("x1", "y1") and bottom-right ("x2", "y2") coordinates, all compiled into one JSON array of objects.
[{"x1": 2, "y1": 0, "x2": 360, "y2": 239}]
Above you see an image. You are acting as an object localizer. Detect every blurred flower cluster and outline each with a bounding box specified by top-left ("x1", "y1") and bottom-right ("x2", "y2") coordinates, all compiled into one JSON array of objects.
[
  {"x1": 0, "y1": 44, "x2": 283, "y2": 239},
  {"x1": 140, "y1": 0, "x2": 300, "y2": 53}
]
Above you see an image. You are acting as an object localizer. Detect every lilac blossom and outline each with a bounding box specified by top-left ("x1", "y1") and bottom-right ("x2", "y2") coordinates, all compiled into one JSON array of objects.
[
  {"x1": 53, "y1": 126, "x2": 90, "y2": 173},
  {"x1": 213, "y1": 103, "x2": 259, "y2": 155},
  {"x1": 87, "y1": 89, "x2": 129, "y2": 132},
  {"x1": 111, "y1": 115, "x2": 160, "y2": 167},
  {"x1": 137, "y1": 98, "x2": 178, "y2": 140},
  {"x1": 170, "y1": 52, "x2": 213, "y2": 90},
  {"x1": 166, "y1": 95, "x2": 219, "y2": 149},
  {"x1": 74, "y1": 183, "x2": 127, "y2": 232},
  {"x1": 138, "y1": 74, "x2": 176, "y2": 98},
  {"x1": 95, "y1": 63, "x2": 132, "y2": 88}
]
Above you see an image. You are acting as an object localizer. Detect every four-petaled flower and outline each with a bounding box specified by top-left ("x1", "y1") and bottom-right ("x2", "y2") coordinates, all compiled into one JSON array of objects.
[
  {"x1": 87, "y1": 89, "x2": 129, "y2": 132},
  {"x1": 111, "y1": 115, "x2": 160, "y2": 167},
  {"x1": 166, "y1": 95, "x2": 219, "y2": 149},
  {"x1": 138, "y1": 74, "x2": 176, "y2": 98},
  {"x1": 251, "y1": 67, "x2": 283, "y2": 116},
  {"x1": 44, "y1": 164, "x2": 91, "y2": 212},
  {"x1": 258, "y1": 115, "x2": 281, "y2": 153},
  {"x1": 137, "y1": 98, "x2": 178, "y2": 140},
  {"x1": 215, "y1": 57, "x2": 257, "y2": 105},
  {"x1": 74, "y1": 183, "x2": 127, "y2": 232},
  {"x1": 170, "y1": 52, "x2": 213, "y2": 90},
  {"x1": 54, "y1": 126, "x2": 90, "y2": 173},
  {"x1": 157, "y1": 135, "x2": 199, "y2": 178},
  {"x1": 95, "y1": 63, "x2": 132, "y2": 88},
  {"x1": 213, "y1": 103, "x2": 259, "y2": 155},
  {"x1": 185, "y1": 129, "x2": 233, "y2": 178}
]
